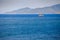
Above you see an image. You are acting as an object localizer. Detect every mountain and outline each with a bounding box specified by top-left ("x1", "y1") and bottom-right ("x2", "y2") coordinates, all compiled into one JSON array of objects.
[{"x1": 7, "y1": 4, "x2": 60, "y2": 14}]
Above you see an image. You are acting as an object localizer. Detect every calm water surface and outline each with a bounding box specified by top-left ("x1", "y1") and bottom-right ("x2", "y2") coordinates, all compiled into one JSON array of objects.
[{"x1": 0, "y1": 14, "x2": 60, "y2": 40}]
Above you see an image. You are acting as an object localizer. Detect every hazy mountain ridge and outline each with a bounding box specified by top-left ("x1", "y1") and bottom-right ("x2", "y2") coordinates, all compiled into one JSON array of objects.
[{"x1": 7, "y1": 4, "x2": 60, "y2": 14}]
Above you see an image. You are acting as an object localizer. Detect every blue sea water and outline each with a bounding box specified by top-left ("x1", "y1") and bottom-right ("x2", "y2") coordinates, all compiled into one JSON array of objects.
[{"x1": 0, "y1": 14, "x2": 60, "y2": 40}]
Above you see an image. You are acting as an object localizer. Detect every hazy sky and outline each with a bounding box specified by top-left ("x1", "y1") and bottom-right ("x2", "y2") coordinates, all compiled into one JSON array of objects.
[{"x1": 0, "y1": 0, "x2": 60, "y2": 13}]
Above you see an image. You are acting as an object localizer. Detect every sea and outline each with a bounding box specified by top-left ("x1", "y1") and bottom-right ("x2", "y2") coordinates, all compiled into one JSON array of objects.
[{"x1": 0, "y1": 14, "x2": 60, "y2": 40}]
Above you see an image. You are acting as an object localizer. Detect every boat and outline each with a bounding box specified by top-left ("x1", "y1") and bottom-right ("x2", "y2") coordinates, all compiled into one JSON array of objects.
[{"x1": 39, "y1": 13, "x2": 44, "y2": 16}]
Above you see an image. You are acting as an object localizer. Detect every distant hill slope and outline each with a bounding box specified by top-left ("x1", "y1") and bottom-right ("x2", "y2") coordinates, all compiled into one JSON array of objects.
[{"x1": 7, "y1": 4, "x2": 60, "y2": 14}]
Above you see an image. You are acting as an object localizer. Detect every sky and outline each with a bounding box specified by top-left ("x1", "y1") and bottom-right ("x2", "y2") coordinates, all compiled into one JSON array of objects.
[{"x1": 0, "y1": 0, "x2": 60, "y2": 13}]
